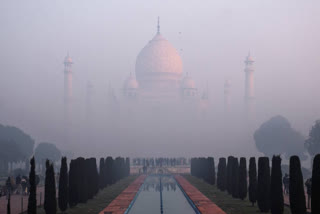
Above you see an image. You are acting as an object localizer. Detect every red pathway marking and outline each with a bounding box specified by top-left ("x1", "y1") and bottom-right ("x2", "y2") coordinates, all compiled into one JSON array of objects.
[
  {"x1": 175, "y1": 175, "x2": 226, "y2": 214},
  {"x1": 99, "y1": 175, "x2": 146, "y2": 214}
]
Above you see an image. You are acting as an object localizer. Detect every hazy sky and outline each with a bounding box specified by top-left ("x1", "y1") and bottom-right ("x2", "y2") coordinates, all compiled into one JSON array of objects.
[{"x1": 1, "y1": 1, "x2": 320, "y2": 158}]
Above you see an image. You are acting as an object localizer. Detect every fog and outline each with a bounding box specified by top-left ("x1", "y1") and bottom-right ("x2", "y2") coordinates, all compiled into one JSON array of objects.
[{"x1": 1, "y1": 1, "x2": 320, "y2": 161}]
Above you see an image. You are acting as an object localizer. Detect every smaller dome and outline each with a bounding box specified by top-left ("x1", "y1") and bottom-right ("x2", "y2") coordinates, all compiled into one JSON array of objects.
[
  {"x1": 181, "y1": 74, "x2": 196, "y2": 89},
  {"x1": 123, "y1": 74, "x2": 139, "y2": 89}
]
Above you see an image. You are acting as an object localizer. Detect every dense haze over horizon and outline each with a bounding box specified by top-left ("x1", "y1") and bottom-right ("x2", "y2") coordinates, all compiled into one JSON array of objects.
[{"x1": 1, "y1": 1, "x2": 319, "y2": 161}]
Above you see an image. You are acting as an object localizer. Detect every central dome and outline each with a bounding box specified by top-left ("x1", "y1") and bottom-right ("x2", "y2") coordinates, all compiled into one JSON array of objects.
[{"x1": 135, "y1": 32, "x2": 183, "y2": 89}]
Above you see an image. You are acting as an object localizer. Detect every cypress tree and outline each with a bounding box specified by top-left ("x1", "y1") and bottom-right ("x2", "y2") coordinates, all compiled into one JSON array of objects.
[
  {"x1": 217, "y1": 158, "x2": 221, "y2": 190},
  {"x1": 232, "y1": 157, "x2": 239, "y2": 198},
  {"x1": 106, "y1": 157, "x2": 113, "y2": 185},
  {"x1": 248, "y1": 157, "x2": 257, "y2": 206},
  {"x1": 79, "y1": 158, "x2": 88, "y2": 202},
  {"x1": 289, "y1": 156, "x2": 306, "y2": 214},
  {"x1": 207, "y1": 157, "x2": 215, "y2": 185},
  {"x1": 92, "y1": 158, "x2": 99, "y2": 195},
  {"x1": 44, "y1": 160, "x2": 57, "y2": 214},
  {"x1": 126, "y1": 157, "x2": 130, "y2": 177},
  {"x1": 103, "y1": 158, "x2": 107, "y2": 187},
  {"x1": 227, "y1": 156, "x2": 234, "y2": 194},
  {"x1": 270, "y1": 155, "x2": 284, "y2": 214},
  {"x1": 28, "y1": 156, "x2": 37, "y2": 214},
  {"x1": 212, "y1": 157, "x2": 216, "y2": 185},
  {"x1": 257, "y1": 157, "x2": 270, "y2": 212},
  {"x1": 7, "y1": 192, "x2": 10, "y2": 214},
  {"x1": 239, "y1": 157, "x2": 247, "y2": 200},
  {"x1": 68, "y1": 159, "x2": 77, "y2": 207},
  {"x1": 58, "y1": 157, "x2": 68, "y2": 213},
  {"x1": 312, "y1": 154, "x2": 320, "y2": 214},
  {"x1": 99, "y1": 158, "x2": 105, "y2": 189},
  {"x1": 217, "y1": 157, "x2": 227, "y2": 191}
]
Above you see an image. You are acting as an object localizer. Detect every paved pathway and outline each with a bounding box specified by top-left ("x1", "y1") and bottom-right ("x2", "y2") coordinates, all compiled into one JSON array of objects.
[
  {"x1": 0, "y1": 186, "x2": 44, "y2": 214},
  {"x1": 99, "y1": 175, "x2": 146, "y2": 214},
  {"x1": 175, "y1": 175, "x2": 226, "y2": 214}
]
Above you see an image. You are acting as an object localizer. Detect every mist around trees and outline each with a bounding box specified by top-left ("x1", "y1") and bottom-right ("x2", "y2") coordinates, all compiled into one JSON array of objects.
[
  {"x1": 0, "y1": 124, "x2": 62, "y2": 176},
  {"x1": 254, "y1": 115, "x2": 308, "y2": 160}
]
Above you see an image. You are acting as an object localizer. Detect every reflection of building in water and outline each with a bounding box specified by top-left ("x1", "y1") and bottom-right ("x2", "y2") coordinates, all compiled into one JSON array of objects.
[{"x1": 143, "y1": 176, "x2": 177, "y2": 192}]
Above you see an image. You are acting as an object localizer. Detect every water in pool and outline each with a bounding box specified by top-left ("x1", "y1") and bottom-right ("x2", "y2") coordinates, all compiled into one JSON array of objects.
[{"x1": 128, "y1": 175, "x2": 197, "y2": 214}]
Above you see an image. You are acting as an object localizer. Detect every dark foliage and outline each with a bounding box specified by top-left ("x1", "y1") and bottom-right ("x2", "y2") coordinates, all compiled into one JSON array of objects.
[
  {"x1": 105, "y1": 157, "x2": 114, "y2": 185},
  {"x1": 99, "y1": 158, "x2": 105, "y2": 189},
  {"x1": 44, "y1": 160, "x2": 57, "y2": 214},
  {"x1": 28, "y1": 157, "x2": 37, "y2": 214},
  {"x1": 191, "y1": 157, "x2": 215, "y2": 186},
  {"x1": 305, "y1": 120, "x2": 320, "y2": 156},
  {"x1": 68, "y1": 159, "x2": 78, "y2": 207},
  {"x1": 312, "y1": 154, "x2": 320, "y2": 213},
  {"x1": 270, "y1": 155, "x2": 284, "y2": 214},
  {"x1": 67, "y1": 156, "x2": 128, "y2": 208},
  {"x1": 249, "y1": 157, "x2": 257, "y2": 206},
  {"x1": 226, "y1": 156, "x2": 234, "y2": 195},
  {"x1": 217, "y1": 157, "x2": 227, "y2": 191},
  {"x1": 254, "y1": 115, "x2": 307, "y2": 160},
  {"x1": 257, "y1": 157, "x2": 270, "y2": 212},
  {"x1": 78, "y1": 158, "x2": 87, "y2": 203},
  {"x1": 207, "y1": 157, "x2": 215, "y2": 185},
  {"x1": 0, "y1": 124, "x2": 35, "y2": 163},
  {"x1": 239, "y1": 157, "x2": 247, "y2": 200},
  {"x1": 58, "y1": 157, "x2": 68, "y2": 212},
  {"x1": 289, "y1": 156, "x2": 306, "y2": 214},
  {"x1": 86, "y1": 157, "x2": 99, "y2": 199},
  {"x1": 231, "y1": 157, "x2": 239, "y2": 198}
]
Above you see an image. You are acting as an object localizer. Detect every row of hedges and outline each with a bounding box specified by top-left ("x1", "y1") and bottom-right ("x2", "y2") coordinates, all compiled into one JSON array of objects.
[
  {"x1": 191, "y1": 154, "x2": 320, "y2": 214},
  {"x1": 25, "y1": 156, "x2": 130, "y2": 214}
]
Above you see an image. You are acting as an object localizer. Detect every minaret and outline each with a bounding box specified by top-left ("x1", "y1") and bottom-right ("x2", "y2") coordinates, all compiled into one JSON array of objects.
[
  {"x1": 224, "y1": 79, "x2": 231, "y2": 112},
  {"x1": 157, "y1": 16, "x2": 160, "y2": 34},
  {"x1": 63, "y1": 54, "x2": 73, "y2": 118},
  {"x1": 86, "y1": 81, "x2": 94, "y2": 121},
  {"x1": 244, "y1": 52, "x2": 255, "y2": 114}
]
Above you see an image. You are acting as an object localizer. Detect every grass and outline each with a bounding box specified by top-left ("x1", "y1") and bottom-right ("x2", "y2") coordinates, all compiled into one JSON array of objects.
[
  {"x1": 183, "y1": 175, "x2": 291, "y2": 214},
  {"x1": 31, "y1": 175, "x2": 137, "y2": 214}
]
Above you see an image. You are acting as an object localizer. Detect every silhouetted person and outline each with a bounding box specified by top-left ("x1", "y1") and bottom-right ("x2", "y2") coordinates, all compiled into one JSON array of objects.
[
  {"x1": 6, "y1": 177, "x2": 12, "y2": 195},
  {"x1": 283, "y1": 173, "x2": 289, "y2": 194},
  {"x1": 21, "y1": 178, "x2": 27, "y2": 195},
  {"x1": 305, "y1": 178, "x2": 312, "y2": 209},
  {"x1": 16, "y1": 175, "x2": 21, "y2": 185}
]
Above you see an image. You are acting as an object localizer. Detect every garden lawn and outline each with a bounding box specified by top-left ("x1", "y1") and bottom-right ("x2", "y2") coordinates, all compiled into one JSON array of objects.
[
  {"x1": 183, "y1": 175, "x2": 291, "y2": 214},
  {"x1": 30, "y1": 175, "x2": 137, "y2": 214}
]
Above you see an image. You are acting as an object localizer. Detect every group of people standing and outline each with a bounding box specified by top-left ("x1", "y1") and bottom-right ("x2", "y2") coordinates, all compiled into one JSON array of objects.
[
  {"x1": 1, "y1": 175, "x2": 31, "y2": 198},
  {"x1": 283, "y1": 173, "x2": 312, "y2": 209}
]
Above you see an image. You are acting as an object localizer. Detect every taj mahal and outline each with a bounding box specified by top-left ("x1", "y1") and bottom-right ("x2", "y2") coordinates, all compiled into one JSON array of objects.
[{"x1": 63, "y1": 18, "x2": 255, "y2": 122}]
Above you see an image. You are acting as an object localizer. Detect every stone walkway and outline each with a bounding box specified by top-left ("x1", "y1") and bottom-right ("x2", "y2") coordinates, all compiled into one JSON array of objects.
[
  {"x1": 175, "y1": 175, "x2": 226, "y2": 214},
  {"x1": 99, "y1": 175, "x2": 146, "y2": 214},
  {"x1": 0, "y1": 186, "x2": 44, "y2": 214}
]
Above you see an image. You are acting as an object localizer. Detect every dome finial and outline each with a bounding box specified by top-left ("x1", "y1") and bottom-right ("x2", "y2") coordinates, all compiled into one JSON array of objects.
[{"x1": 157, "y1": 16, "x2": 160, "y2": 34}]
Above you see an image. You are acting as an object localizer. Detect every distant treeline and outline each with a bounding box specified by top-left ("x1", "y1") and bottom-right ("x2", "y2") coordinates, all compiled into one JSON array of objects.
[
  {"x1": 24, "y1": 156, "x2": 130, "y2": 214},
  {"x1": 191, "y1": 154, "x2": 320, "y2": 214}
]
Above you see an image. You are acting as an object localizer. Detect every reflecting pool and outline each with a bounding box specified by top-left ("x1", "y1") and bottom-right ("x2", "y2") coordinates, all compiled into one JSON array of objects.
[{"x1": 128, "y1": 175, "x2": 197, "y2": 214}]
